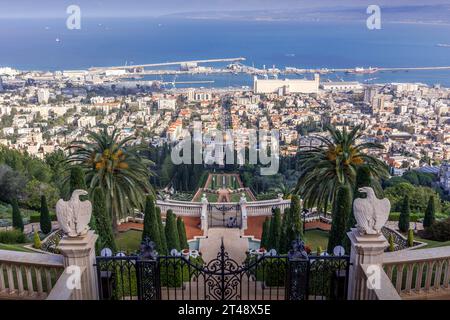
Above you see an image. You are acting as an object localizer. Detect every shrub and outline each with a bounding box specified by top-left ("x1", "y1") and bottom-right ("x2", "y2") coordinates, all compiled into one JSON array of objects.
[
  {"x1": 33, "y1": 230, "x2": 41, "y2": 249},
  {"x1": 29, "y1": 212, "x2": 57, "y2": 223},
  {"x1": 142, "y1": 195, "x2": 161, "y2": 250},
  {"x1": 422, "y1": 218, "x2": 450, "y2": 241},
  {"x1": 423, "y1": 196, "x2": 436, "y2": 228},
  {"x1": 92, "y1": 187, "x2": 116, "y2": 253},
  {"x1": 398, "y1": 195, "x2": 411, "y2": 233},
  {"x1": 177, "y1": 216, "x2": 189, "y2": 250},
  {"x1": 11, "y1": 198, "x2": 23, "y2": 231},
  {"x1": 165, "y1": 210, "x2": 180, "y2": 251},
  {"x1": 268, "y1": 208, "x2": 281, "y2": 251},
  {"x1": 327, "y1": 184, "x2": 351, "y2": 253},
  {"x1": 389, "y1": 234, "x2": 395, "y2": 252},
  {"x1": 407, "y1": 229, "x2": 414, "y2": 247},
  {"x1": 0, "y1": 229, "x2": 26, "y2": 244},
  {"x1": 40, "y1": 195, "x2": 52, "y2": 234}
]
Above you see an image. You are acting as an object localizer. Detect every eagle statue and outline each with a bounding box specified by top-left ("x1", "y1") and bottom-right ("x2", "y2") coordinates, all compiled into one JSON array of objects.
[
  {"x1": 353, "y1": 187, "x2": 390, "y2": 235},
  {"x1": 56, "y1": 189, "x2": 92, "y2": 237}
]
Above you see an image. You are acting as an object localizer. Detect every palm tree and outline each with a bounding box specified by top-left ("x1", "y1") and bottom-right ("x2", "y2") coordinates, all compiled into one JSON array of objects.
[
  {"x1": 295, "y1": 125, "x2": 388, "y2": 211},
  {"x1": 66, "y1": 126, "x2": 153, "y2": 230}
]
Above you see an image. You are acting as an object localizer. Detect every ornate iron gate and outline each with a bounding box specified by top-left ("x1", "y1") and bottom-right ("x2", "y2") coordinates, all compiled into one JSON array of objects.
[
  {"x1": 95, "y1": 239, "x2": 350, "y2": 301},
  {"x1": 208, "y1": 203, "x2": 241, "y2": 228}
]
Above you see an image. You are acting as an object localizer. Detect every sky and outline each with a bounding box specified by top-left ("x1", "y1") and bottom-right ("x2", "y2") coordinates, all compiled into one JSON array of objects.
[{"x1": 0, "y1": 0, "x2": 449, "y2": 18}]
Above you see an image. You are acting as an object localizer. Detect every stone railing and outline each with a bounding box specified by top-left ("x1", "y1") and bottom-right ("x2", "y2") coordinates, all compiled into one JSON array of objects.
[
  {"x1": 156, "y1": 199, "x2": 202, "y2": 217},
  {"x1": 358, "y1": 264, "x2": 401, "y2": 300},
  {"x1": 0, "y1": 249, "x2": 64, "y2": 299},
  {"x1": 46, "y1": 266, "x2": 86, "y2": 300},
  {"x1": 381, "y1": 226, "x2": 426, "y2": 252},
  {"x1": 382, "y1": 246, "x2": 450, "y2": 299},
  {"x1": 245, "y1": 199, "x2": 291, "y2": 216}
]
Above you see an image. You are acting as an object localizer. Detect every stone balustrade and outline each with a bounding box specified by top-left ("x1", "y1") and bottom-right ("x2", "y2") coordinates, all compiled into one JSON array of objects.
[
  {"x1": 156, "y1": 200, "x2": 202, "y2": 217},
  {"x1": 46, "y1": 266, "x2": 86, "y2": 300},
  {"x1": 245, "y1": 199, "x2": 291, "y2": 216},
  {"x1": 0, "y1": 249, "x2": 64, "y2": 299},
  {"x1": 382, "y1": 246, "x2": 450, "y2": 299},
  {"x1": 358, "y1": 264, "x2": 401, "y2": 300}
]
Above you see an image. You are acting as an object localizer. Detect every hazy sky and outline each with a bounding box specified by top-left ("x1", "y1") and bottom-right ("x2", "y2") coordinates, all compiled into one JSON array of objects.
[{"x1": 0, "y1": 0, "x2": 449, "y2": 18}]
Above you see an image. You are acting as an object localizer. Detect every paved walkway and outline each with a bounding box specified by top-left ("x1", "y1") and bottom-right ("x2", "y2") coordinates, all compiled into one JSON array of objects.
[{"x1": 199, "y1": 228, "x2": 248, "y2": 264}]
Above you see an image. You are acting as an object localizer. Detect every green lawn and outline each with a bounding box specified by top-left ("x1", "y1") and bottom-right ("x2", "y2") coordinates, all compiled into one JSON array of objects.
[
  {"x1": 0, "y1": 243, "x2": 33, "y2": 252},
  {"x1": 414, "y1": 236, "x2": 450, "y2": 249},
  {"x1": 115, "y1": 230, "x2": 142, "y2": 253},
  {"x1": 304, "y1": 230, "x2": 329, "y2": 252}
]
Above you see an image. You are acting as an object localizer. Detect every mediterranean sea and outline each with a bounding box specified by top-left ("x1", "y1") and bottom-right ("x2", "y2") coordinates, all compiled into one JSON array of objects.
[{"x1": 1, "y1": 17, "x2": 450, "y2": 87}]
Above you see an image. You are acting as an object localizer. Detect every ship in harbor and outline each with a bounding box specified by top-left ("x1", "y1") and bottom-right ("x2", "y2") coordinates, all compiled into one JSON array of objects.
[{"x1": 346, "y1": 67, "x2": 378, "y2": 74}]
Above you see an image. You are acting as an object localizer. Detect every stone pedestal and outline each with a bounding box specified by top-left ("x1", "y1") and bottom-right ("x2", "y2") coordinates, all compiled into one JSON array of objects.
[
  {"x1": 347, "y1": 228, "x2": 388, "y2": 300},
  {"x1": 57, "y1": 230, "x2": 99, "y2": 300},
  {"x1": 201, "y1": 194, "x2": 208, "y2": 232},
  {"x1": 240, "y1": 194, "x2": 248, "y2": 231}
]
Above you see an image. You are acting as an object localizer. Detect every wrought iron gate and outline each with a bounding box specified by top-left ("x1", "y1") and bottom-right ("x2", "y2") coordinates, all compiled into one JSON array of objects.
[
  {"x1": 208, "y1": 203, "x2": 241, "y2": 228},
  {"x1": 95, "y1": 239, "x2": 350, "y2": 301}
]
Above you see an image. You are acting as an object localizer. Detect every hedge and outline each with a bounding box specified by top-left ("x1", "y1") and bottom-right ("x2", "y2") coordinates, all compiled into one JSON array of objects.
[
  {"x1": 389, "y1": 212, "x2": 448, "y2": 222},
  {"x1": 0, "y1": 229, "x2": 27, "y2": 244},
  {"x1": 30, "y1": 212, "x2": 57, "y2": 223}
]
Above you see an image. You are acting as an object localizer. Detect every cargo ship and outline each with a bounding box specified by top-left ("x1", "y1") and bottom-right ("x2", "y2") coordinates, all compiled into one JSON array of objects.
[{"x1": 346, "y1": 67, "x2": 378, "y2": 74}]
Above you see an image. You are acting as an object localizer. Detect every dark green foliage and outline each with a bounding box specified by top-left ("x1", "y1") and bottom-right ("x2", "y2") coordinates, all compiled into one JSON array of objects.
[
  {"x1": 69, "y1": 166, "x2": 86, "y2": 191},
  {"x1": 388, "y1": 234, "x2": 395, "y2": 252},
  {"x1": 284, "y1": 195, "x2": 303, "y2": 250},
  {"x1": 165, "y1": 210, "x2": 180, "y2": 251},
  {"x1": 279, "y1": 211, "x2": 288, "y2": 254},
  {"x1": 268, "y1": 208, "x2": 282, "y2": 251},
  {"x1": 11, "y1": 198, "x2": 23, "y2": 231},
  {"x1": 423, "y1": 196, "x2": 436, "y2": 228},
  {"x1": 398, "y1": 195, "x2": 411, "y2": 233},
  {"x1": 327, "y1": 184, "x2": 352, "y2": 253},
  {"x1": 142, "y1": 195, "x2": 162, "y2": 250},
  {"x1": 407, "y1": 229, "x2": 414, "y2": 247},
  {"x1": 92, "y1": 187, "x2": 116, "y2": 253},
  {"x1": 423, "y1": 218, "x2": 450, "y2": 241},
  {"x1": 260, "y1": 217, "x2": 270, "y2": 249},
  {"x1": 156, "y1": 207, "x2": 167, "y2": 254},
  {"x1": 0, "y1": 229, "x2": 27, "y2": 244},
  {"x1": 177, "y1": 216, "x2": 189, "y2": 250},
  {"x1": 39, "y1": 195, "x2": 52, "y2": 234}
]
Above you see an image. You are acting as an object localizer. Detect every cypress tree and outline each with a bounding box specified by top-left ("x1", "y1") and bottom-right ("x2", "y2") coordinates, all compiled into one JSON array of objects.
[
  {"x1": 156, "y1": 207, "x2": 168, "y2": 254},
  {"x1": 39, "y1": 195, "x2": 52, "y2": 234},
  {"x1": 177, "y1": 216, "x2": 189, "y2": 250},
  {"x1": 327, "y1": 184, "x2": 352, "y2": 254},
  {"x1": 388, "y1": 234, "x2": 395, "y2": 252},
  {"x1": 268, "y1": 208, "x2": 282, "y2": 251},
  {"x1": 69, "y1": 166, "x2": 86, "y2": 191},
  {"x1": 398, "y1": 195, "x2": 411, "y2": 233},
  {"x1": 142, "y1": 195, "x2": 162, "y2": 250},
  {"x1": 285, "y1": 195, "x2": 303, "y2": 249},
  {"x1": 92, "y1": 187, "x2": 116, "y2": 253},
  {"x1": 423, "y1": 195, "x2": 436, "y2": 228},
  {"x1": 260, "y1": 217, "x2": 270, "y2": 249},
  {"x1": 165, "y1": 210, "x2": 180, "y2": 251},
  {"x1": 11, "y1": 198, "x2": 24, "y2": 231},
  {"x1": 279, "y1": 210, "x2": 288, "y2": 253}
]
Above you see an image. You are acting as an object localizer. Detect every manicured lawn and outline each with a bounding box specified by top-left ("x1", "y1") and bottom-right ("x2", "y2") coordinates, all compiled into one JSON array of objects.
[
  {"x1": 414, "y1": 236, "x2": 450, "y2": 249},
  {"x1": 115, "y1": 230, "x2": 142, "y2": 253},
  {"x1": 0, "y1": 243, "x2": 33, "y2": 252},
  {"x1": 304, "y1": 230, "x2": 329, "y2": 252}
]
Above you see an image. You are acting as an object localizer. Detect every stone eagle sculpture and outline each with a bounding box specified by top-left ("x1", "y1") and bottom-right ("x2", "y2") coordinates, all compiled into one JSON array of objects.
[
  {"x1": 353, "y1": 187, "x2": 390, "y2": 235},
  {"x1": 56, "y1": 189, "x2": 92, "y2": 237}
]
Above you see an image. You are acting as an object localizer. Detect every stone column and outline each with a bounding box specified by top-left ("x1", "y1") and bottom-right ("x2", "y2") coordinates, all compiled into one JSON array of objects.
[
  {"x1": 240, "y1": 193, "x2": 248, "y2": 231},
  {"x1": 57, "y1": 230, "x2": 99, "y2": 300},
  {"x1": 347, "y1": 228, "x2": 388, "y2": 300},
  {"x1": 201, "y1": 194, "x2": 208, "y2": 232}
]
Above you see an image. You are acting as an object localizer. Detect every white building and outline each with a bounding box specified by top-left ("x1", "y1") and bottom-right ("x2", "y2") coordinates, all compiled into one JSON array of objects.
[
  {"x1": 37, "y1": 88, "x2": 50, "y2": 104},
  {"x1": 440, "y1": 162, "x2": 450, "y2": 193},
  {"x1": 253, "y1": 75, "x2": 319, "y2": 95},
  {"x1": 320, "y1": 82, "x2": 362, "y2": 92},
  {"x1": 157, "y1": 98, "x2": 177, "y2": 110}
]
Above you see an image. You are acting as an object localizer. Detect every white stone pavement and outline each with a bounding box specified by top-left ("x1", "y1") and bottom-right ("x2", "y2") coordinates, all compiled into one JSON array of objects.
[{"x1": 199, "y1": 228, "x2": 249, "y2": 264}]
